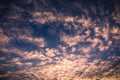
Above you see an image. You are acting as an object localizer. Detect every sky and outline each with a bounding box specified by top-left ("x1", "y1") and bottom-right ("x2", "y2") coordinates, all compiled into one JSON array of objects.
[{"x1": 0, "y1": 0, "x2": 120, "y2": 80}]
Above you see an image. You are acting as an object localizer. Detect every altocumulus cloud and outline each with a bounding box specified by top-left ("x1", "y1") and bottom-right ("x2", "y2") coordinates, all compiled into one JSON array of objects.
[{"x1": 0, "y1": 0, "x2": 120, "y2": 80}]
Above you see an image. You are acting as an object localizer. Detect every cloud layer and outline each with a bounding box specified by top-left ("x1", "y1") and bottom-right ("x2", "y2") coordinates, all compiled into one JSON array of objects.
[{"x1": 0, "y1": 0, "x2": 120, "y2": 80}]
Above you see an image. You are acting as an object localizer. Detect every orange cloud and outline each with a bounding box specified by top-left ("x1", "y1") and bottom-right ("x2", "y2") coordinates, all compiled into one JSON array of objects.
[{"x1": 61, "y1": 34, "x2": 86, "y2": 47}]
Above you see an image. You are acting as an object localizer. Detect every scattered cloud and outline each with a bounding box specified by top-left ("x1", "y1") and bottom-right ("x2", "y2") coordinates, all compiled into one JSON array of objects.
[
  {"x1": 60, "y1": 34, "x2": 86, "y2": 47},
  {"x1": 0, "y1": 0, "x2": 120, "y2": 79}
]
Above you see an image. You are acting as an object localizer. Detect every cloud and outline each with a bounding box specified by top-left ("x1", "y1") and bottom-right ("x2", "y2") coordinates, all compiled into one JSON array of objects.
[
  {"x1": 78, "y1": 17, "x2": 92, "y2": 27},
  {"x1": 0, "y1": 52, "x2": 116, "y2": 80},
  {"x1": 64, "y1": 16, "x2": 74, "y2": 22},
  {"x1": 71, "y1": 47, "x2": 76, "y2": 52},
  {"x1": 112, "y1": 1, "x2": 120, "y2": 24},
  {"x1": 9, "y1": 39, "x2": 39, "y2": 51},
  {"x1": 45, "y1": 48, "x2": 59, "y2": 57},
  {"x1": 31, "y1": 11, "x2": 92, "y2": 26},
  {"x1": 111, "y1": 27, "x2": 119, "y2": 34},
  {"x1": 0, "y1": 29, "x2": 10, "y2": 50},
  {"x1": 0, "y1": 0, "x2": 120, "y2": 79},
  {"x1": 0, "y1": 57, "x2": 6, "y2": 61},
  {"x1": 19, "y1": 35, "x2": 46, "y2": 48},
  {"x1": 31, "y1": 11, "x2": 56, "y2": 24},
  {"x1": 0, "y1": 29, "x2": 9, "y2": 43},
  {"x1": 1, "y1": 14, "x2": 119, "y2": 79},
  {"x1": 60, "y1": 34, "x2": 86, "y2": 47}
]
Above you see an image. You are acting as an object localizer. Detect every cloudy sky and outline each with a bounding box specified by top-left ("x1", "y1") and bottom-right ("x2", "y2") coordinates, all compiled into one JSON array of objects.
[{"x1": 0, "y1": 0, "x2": 120, "y2": 80}]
